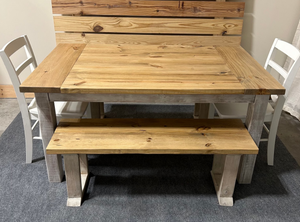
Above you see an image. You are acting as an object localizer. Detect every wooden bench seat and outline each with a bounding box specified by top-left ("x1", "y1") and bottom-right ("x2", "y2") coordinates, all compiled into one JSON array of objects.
[{"x1": 46, "y1": 118, "x2": 258, "y2": 207}]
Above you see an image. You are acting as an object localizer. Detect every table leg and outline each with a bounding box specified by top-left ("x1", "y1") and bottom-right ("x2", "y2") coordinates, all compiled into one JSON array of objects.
[
  {"x1": 90, "y1": 102, "x2": 105, "y2": 119},
  {"x1": 237, "y1": 95, "x2": 269, "y2": 184},
  {"x1": 194, "y1": 103, "x2": 210, "y2": 119},
  {"x1": 35, "y1": 93, "x2": 63, "y2": 182}
]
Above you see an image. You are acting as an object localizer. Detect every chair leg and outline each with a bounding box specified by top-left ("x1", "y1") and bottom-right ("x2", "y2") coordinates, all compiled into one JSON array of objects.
[
  {"x1": 267, "y1": 119, "x2": 280, "y2": 166},
  {"x1": 20, "y1": 111, "x2": 34, "y2": 163},
  {"x1": 25, "y1": 129, "x2": 33, "y2": 164},
  {"x1": 267, "y1": 96, "x2": 285, "y2": 166}
]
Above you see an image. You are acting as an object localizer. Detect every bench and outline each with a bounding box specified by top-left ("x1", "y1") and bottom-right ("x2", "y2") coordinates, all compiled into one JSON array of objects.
[{"x1": 46, "y1": 118, "x2": 258, "y2": 207}]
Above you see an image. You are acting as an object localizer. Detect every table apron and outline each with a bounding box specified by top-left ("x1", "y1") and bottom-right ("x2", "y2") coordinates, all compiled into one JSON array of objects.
[{"x1": 48, "y1": 93, "x2": 256, "y2": 104}]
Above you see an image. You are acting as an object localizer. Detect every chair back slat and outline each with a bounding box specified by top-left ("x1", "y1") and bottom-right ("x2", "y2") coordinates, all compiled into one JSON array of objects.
[
  {"x1": 0, "y1": 35, "x2": 37, "y2": 92},
  {"x1": 52, "y1": 0, "x2": 245, "y2": 18},
  {"x1": 52, "y1": 0, "x2": 245, "y2": 45},
  {"x1": 264, "y1": 38, "x2": 300, "y2": 97},
  {"x1": 3, "y1": 36, "x2": 27, "y2": 57},
  {"x1": 275, "y1": 39, "x2": 300, "y2": 61},
  {"x1": 15, "y1": 57, "x2": 34, "y2": 76},
  {"x1": 268, "y1": 60, "x2": 288, "y2": 80}
]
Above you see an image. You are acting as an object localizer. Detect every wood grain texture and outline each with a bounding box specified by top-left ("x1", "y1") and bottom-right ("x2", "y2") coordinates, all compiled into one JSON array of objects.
[
  {"x1": 46, "y1": 118, "x2": 258, "y2": 155},
  {"x1": 61, "y1": 44, "x2": 245, "y2": 94},
  {"x1": 54, "y1": 16, "x2": 243, "y2": 35},
  {"x1": 52, "y1": 0, "x2": 245, "y2": 18},
  {"x1": 56, "y1": 33, "x2": 242, "y2": 46},
  {"x1": 216, "y1": 46, "x2": 286, "y2": 95},
  {"x1": 0, "y1": 85, "x2": 34, "y2": 98},
  {"x1": 20, "y1": 44, "x2": 86, "y2": 93},
  {"x1": 49, "y1": 93, "x2": 256, "y2": 104},
  {"x1": 211, "y1": 154, "x2": 241, "y2": 206},
  {"x1": 238, "y1": 95, "x2": 269, "y2": 184},
  {"x1": 35, "y1": 93, "x2": 63, "y2": 182}
]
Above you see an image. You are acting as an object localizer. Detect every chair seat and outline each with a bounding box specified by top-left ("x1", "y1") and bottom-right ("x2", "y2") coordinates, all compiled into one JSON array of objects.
[
  {"x1": 213, "y1": 102, "x2": 274, "y2": 122},
  {"x1": 29, "y1": 99, "x2": 88, "y2": 119}
]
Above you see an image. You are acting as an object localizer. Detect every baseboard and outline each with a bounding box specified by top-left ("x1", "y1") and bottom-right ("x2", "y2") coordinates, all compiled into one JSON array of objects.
[{"x1": 0, "y1": 85, "x2": 34, "y2": 98}]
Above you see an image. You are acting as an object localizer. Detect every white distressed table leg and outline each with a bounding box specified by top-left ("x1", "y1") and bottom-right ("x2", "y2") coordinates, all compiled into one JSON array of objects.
[
  {"x1": 35, "y1": 93, "x2": 63, "y2": 182},
  {"x1": 211, "y1": 154, "x2": 241, "y2": 206},
  {"x1": 194, "y1": 103, "x2": 209, "y2": 119},
  {"x1": 91, "y1": 102, "x2": 105, "y2": 119},
  {"x1": 238, "y1": 95, "x2": 269, "y2": 184}
]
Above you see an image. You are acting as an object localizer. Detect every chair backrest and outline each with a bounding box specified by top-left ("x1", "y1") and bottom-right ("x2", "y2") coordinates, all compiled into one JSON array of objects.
[
  {"x1": 51, "y1": 0, "x2": 245, "y2": 46},
  {"x1": 264, "y1": 38, "x2": 300, "y2": 98},
  {"x1": 0, "y1": 35, "x2": 37, "y2": 109}
]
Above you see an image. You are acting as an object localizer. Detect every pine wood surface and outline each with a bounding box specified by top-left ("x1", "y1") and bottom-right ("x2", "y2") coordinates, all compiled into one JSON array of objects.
[
  {"x1": 0, "y1": 85, "x2": 34, "y2": 98},
  {"x1": 20, "y1": 43, "x2": 286, "y2": 95},
  {"x1": 20, "y1": 44, "x2": 86, "y2": 93},
  {"x1": 59, "y1": 43, "x2": 285, "y2": 95},
  {"x1": 52, "y1": 0, "x2": 245, "y2": 17},
  {"x1": 46, "y1": 118, "x2": 258, "y2": 155},
  {"x1": 53, "y1": 16, "x2": 243, "y2": 35},
  {"x1": 55, "y1": 33, "x2": 242, "y2": 46},
  {"x1": 216, "y1": 46, "x2": 285, "y2": 95}
]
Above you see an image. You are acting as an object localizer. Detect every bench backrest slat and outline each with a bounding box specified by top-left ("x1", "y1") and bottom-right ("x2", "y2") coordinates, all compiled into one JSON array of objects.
[
  {"x1": 52, "y1": 0, "x2": 245, "y2": 45},
  {"x1": 52, "y1": 0, "x2": 244, "y2": 17},
  {"x1": 54, "y1": 17, "x2": 243, "y2": 35}
]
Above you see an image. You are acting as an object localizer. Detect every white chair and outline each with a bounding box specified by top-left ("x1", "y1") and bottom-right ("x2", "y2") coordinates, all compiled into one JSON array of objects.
[
  {"x1": 210, "y1": 38, "x2": 300, "y2": 166},
  {"x1": 0, "y1": 35, "x2": 89, "y2": 163}
]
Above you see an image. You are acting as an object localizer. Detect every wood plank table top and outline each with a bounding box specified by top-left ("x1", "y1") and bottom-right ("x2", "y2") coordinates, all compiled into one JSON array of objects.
[{"x1": 20, "y1": 43, "x2": 285, "y2": 95}]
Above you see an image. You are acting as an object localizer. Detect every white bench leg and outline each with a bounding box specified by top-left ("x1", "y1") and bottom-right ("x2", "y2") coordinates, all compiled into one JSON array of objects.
[
  {"x1": 194, "y1": 103, "x2": 209, "y2": 119},
  {"x1": 211, "y1": 154, "x2": 241, "y2": 206},
  {"x1": 91, "y1": 102, "x2": 105, "y2": 119},
  {"x1": 64, "y1": 154, "x2": 89, "y2": 207}
]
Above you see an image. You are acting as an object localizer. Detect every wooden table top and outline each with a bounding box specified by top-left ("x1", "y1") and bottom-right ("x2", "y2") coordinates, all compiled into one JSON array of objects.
[{"x1": 20, "y1": 43, "x2": 285, "y2": 95}]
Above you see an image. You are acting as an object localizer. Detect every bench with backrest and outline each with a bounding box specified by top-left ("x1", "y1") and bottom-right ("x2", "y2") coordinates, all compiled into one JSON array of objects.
[{"x1": 47, "y1": 0, "x2": 250, "y2": 207}]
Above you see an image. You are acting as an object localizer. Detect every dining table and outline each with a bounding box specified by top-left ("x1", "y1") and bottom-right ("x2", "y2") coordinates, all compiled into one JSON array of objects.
[{"x1": 20, "y1": 42, "x2": 285, "y2": 184}]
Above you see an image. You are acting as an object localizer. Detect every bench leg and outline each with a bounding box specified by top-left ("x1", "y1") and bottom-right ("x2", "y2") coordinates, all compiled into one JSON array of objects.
[
  {"x1": 194, "y1": 103, "x2": 209, "y2": 119},
  {"x1": 91, "y1": 102, "x2": 105, "y2": 119},
  {"x1": 64, "y1": 154, "x2": 89, "y2": 207},
  {"x1": 211, "y1": 154, "x2": 241, "y2": 206}
]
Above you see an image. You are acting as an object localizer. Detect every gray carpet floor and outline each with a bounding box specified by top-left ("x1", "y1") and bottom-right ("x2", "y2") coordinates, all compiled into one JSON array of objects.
[{"x1": 1, "y1": 104, "x2": 300, "y2": 222}]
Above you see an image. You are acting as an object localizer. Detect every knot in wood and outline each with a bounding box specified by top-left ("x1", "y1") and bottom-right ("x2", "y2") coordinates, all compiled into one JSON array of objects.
[
  {"x1": 222, "y1": 31, "x2": 227, "y2": 36},
  {"x1": 93, "y1": 25, "x2": 103, "y2": 33}
]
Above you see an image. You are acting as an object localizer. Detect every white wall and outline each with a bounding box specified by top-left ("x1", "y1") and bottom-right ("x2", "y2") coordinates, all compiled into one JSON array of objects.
[
  {"x1": 0, "y1": 0, "x2": 56, "y2": 84},
  {"x1": 1, "y1": 0, "x2": 300, "y2": 84},
  {"x1": 231, "y1": 0, "x2": 300, "y2": 67}
]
